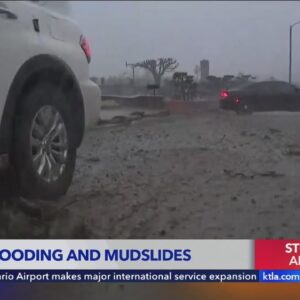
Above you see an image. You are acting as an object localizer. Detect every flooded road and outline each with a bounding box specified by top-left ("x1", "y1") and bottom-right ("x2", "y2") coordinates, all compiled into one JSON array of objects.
[
  {"x1": 2, "y1": 101, "x2": 300, "y2": 239},
  {"x1": 61, "y1": 103, "x2": 300, "y2": 239}
]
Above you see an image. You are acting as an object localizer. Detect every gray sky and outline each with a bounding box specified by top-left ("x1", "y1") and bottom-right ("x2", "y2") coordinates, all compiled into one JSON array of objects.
[{"x1": 69, "y1": 1, "x2": 300, "y2": 82}]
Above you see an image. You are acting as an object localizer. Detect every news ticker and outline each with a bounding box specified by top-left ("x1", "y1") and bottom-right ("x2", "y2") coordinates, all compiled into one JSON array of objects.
[
  {"x1": 0, "y1": 270, "x2": 300, "y2": 283},
  {"x1": 0, "y1": 270, "x2": 286, "y2": 283},
  {"x1": 0, "y1": 240, "x2": 298, "y2": 283}
]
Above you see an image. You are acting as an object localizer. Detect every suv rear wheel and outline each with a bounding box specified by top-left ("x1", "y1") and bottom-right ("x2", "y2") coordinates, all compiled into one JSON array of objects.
[{"x1": 12, "y1": 82, "x2": 76, "y2": 200}]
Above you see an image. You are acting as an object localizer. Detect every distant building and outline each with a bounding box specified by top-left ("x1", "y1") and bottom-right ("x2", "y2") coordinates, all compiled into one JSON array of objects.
[{"x1": 200, "y1": 60, "x2": 209, "y2": 81}]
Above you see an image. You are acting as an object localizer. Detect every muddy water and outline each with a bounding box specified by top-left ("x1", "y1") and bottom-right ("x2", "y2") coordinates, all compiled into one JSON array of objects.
[{"x1": 63, "y1": 107, "x2": 300, "y2": 239}]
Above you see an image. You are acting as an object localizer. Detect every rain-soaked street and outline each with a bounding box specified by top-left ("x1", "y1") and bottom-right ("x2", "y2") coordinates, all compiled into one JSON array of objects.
[
  {"x1": 51, "y1": 101, "x2": 300, "y2": 239},
  {"x1": 2, "y1": 100, "x2": 300, "y2": 239}
]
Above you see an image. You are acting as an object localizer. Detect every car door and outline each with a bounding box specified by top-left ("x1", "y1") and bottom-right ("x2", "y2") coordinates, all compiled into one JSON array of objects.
[
  {"x1": 256, "y1": 82, "x2": 288, "y2": 111},
  {"x1": 265, "y1": 82, "x2": 291, "y2": 111},
  {"x1": 284, "y1": 85, "x2": 300, "y2": 111},
  {"x1": 272, "y1": 83, "x2": 295, "y2": 111},
  {"x1": 252, "y1": 83, "x2": 274, "y2": 111}
]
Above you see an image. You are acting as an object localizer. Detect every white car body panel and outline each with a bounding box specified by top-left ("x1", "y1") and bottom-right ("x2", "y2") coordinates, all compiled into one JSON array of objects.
[{"x1": 0, "y1": 0, "x2": 100, "y2": 134}]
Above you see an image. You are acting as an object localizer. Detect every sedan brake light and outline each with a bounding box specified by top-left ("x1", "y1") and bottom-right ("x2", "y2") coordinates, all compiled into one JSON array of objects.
[{"x1": 220, "y1": 90, "x2": 229, "y2": 99}]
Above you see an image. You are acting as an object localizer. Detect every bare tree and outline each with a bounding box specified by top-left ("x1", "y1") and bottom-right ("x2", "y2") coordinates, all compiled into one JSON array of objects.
[
  {"x1": 172, "y1": 72, "x2": 197, "y2": 101},
  {"x1": 135, "y1": 58, "x2": 179, "y2": 85}
]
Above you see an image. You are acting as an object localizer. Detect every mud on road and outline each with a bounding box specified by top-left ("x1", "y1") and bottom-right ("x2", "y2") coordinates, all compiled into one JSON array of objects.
[
  {"x1": 2, "y1": 102, "x2": 300, "y2": 238},
  {"x1": 65, "y1": 103, "x2": 300, "y2": 239}
]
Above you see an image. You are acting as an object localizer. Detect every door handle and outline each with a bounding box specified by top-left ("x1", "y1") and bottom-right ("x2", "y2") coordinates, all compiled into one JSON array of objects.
[{"x1": 0, "y1": 7, "x2": 17, "y2": 19}]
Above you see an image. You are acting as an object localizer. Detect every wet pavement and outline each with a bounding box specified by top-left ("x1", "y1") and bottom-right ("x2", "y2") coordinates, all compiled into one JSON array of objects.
[{"x1": 2, "y1": 101, "x2": 300, "y2": 239}]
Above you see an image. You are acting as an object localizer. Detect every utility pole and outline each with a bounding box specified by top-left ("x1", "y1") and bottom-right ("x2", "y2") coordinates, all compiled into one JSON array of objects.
[
  {"x1": 289, "y1": 21, "x2": 300, "y2": 84},
  {"x1": 126, "y1": 61, "x2": 136, "y2": 85},
  {"x1": 289, "y1": 25, "x2": 293, "y2": 84}
]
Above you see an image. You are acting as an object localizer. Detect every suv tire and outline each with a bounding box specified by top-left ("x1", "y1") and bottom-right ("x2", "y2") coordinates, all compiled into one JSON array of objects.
[{"x1": 12, "y1": 82, "x2": 76, "y2": 200}]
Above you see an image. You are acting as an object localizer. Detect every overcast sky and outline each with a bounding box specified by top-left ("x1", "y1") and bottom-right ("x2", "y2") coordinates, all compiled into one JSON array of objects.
[{"x1": 67, "y1": 1, "x2": 300, "y2": 81}]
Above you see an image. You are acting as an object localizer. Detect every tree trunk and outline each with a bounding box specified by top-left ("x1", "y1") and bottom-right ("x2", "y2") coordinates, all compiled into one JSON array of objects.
[{"x1": 152, "y1": 73, "x2": 161, "y2": 86}]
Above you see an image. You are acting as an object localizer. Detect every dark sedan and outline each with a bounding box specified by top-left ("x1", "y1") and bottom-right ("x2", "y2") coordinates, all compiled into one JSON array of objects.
[{"x1": 219, "y1": 81, "x2": 300, "y2": 114}]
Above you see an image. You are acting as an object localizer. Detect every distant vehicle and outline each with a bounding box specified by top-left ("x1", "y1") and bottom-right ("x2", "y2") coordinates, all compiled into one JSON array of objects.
[
  {"x1": 219, "y1": 81, "x2": 300, "y2": 114},
  {"x1": 0, "y1": 1, "x2": 101, "y2": 199}
]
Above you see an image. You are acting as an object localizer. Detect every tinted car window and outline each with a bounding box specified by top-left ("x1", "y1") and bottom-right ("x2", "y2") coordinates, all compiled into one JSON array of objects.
[
  {"x1": 272, "y1": 82, "x2": 295, "y2": 93},
  {"x1": 248, "y1": 82, "x2": 294, "y2": 94},
  {"x1": 229, "y1": 83, "x2": 255, "y2": 91},
  {"x1": 247, "y1": 83, "x2": 272, "y2": 93}
]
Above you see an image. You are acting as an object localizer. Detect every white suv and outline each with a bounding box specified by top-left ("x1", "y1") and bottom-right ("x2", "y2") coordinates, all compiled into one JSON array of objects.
[{"x1": 0, "y1": 1, "x2": 101, "y2": 199}]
